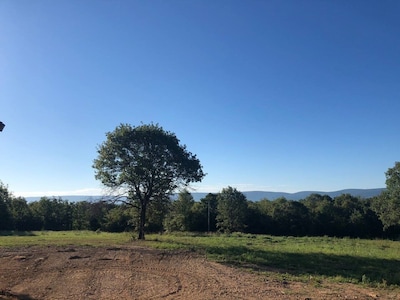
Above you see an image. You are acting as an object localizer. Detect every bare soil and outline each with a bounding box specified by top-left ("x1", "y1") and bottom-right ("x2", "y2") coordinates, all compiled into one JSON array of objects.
[{"x1": 0, "y1": 245, "x2": 397, "y2": 300}]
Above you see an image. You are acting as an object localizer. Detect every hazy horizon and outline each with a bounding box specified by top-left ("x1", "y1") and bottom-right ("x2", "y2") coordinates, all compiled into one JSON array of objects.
[{"x1": 18, "y1": 187, "x2": 385, "y2": 199}]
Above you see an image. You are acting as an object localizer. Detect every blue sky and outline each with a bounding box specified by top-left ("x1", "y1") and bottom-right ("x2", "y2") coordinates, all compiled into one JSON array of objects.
[{"x1": 1, "y1": 1, "x2": 399, "y2": 197}]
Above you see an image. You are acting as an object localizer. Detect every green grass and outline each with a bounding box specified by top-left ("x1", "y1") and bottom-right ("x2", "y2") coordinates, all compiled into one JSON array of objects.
[
  {"x1": 0, "y1": 230, "x2": 132, "y2": 247},
  {"x1": 1, "y1": 231, "x2": 400, "y2": 288},
  {"x1": 143, "y1": 232, "x2": 400, "y2": 288}
]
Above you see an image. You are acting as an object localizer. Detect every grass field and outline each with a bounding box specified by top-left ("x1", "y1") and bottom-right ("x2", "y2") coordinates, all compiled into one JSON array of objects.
[
  {"x1": 1, "y1": 231, "x2": 400, "y2": 288},
  {"x1": 144, "y1": 232, "x2": 400, "y2": 288},
  {"x1": 0, "y1": 230, "x2": 132, "y2": 247}
]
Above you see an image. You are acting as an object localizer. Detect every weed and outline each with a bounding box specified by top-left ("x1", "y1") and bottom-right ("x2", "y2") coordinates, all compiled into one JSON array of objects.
[{"x1": 361, "y1": 274, "x2": 370, "y2": 285}]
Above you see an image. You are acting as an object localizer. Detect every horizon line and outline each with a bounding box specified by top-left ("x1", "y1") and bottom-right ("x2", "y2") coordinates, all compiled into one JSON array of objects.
[{"x1": 20, "y1": 187, "x2": 385, "y2": 198}]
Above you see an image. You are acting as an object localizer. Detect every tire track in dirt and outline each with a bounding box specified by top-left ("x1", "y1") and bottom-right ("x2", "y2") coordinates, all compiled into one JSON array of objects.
[{"x1": 126, "y1": 251, "x2": 206, "y2": 299}]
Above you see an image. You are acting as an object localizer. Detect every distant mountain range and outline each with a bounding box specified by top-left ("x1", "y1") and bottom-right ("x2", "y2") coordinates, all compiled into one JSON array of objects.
[
  {"x1": 183, "y1": 188, "x2": 385, "y2": 201},
  {"x1": 238, "y1": 188, "x2": 385, "y2": 201},
  {"x1": 25, "y1": 188, "x2": 385, "y2": 202}
]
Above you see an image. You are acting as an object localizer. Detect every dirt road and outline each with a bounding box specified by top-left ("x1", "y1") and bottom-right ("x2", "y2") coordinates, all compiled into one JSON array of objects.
[{"x1": 0, "y1": 246, "x2": 396, "y2": 300}]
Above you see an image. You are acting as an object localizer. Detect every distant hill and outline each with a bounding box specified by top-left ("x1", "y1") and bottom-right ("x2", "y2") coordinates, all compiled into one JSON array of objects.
[
  {"x1": 188, "y1": 188, "x2": 385, "y2": 201},
  {"x1": 25, "y1": 195, "x2": 107, "y2": 203},
  {"x1": 25, "y1": 188, "x2": 385, "y2": 202},
  {"x1": 238, "y1": 188, "x2": 385, "y2": 201}
]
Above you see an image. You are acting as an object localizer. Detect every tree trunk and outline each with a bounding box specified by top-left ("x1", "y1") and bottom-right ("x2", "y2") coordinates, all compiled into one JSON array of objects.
[{"x1": 138, "y1": 200, "x2": 147, "y2": 240}]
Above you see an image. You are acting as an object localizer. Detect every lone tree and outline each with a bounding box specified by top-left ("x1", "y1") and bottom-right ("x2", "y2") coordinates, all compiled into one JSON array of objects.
[{"x1": 93, "y1": 123, "x2": 205, "y2": 239}]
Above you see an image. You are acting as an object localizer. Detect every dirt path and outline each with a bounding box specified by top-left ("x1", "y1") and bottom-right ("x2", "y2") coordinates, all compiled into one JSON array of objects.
[{"x1": 0, "y1": 246, "x2": 397, "y2": 300}]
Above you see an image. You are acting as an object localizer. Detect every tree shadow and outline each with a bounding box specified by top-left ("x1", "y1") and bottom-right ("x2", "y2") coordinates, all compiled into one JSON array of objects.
[
  {"x1": 0, "y1": 231, "x2": 36, "y2": 236},
  {"x1": 0, "y1": 289, "x2": 36, "y2": 300},
  {"x1": 205, "y1": 245, "x2": 400, "y2": 286}
]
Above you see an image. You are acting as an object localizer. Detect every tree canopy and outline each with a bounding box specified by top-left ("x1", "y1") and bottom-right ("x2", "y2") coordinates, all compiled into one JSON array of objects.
[
  {"x1": 164, "y1": 189, "x2": 195, "y2": 232},
  {"x1": 93, "y1": 123, "x2": 205, "y2": 239},
  {"x1": 373, "y1": 161, "x2": 400, "y2": 229},
  {"x1": 216, "y1": 186, "x2": 248, "y2": 233}
]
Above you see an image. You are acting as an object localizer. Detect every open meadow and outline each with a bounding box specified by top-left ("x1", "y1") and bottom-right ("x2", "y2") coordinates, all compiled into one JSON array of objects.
[{"x1": 1, "y1": 231, "x2": 400, "y2": 299}]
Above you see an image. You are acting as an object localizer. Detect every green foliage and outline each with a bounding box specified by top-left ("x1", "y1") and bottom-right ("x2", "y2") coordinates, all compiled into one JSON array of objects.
[
  {"x1": 190, "y1": 193, "x2": 218, "y2": 232},
  {"x1": 245, "y1": 200, "x2": 272, "y2": 234},
  {"x1": 93, "y1": 123, "x2": 205, "y2": 239},
  {"x1": 0, "y1": 182, "x2": 13, "y2": 230},
  {"x1": 29, "y1": 197, "x2": 73, "y2": 230},
  {"x1": 332, "y1": 194, "x2": 379, "y2": 237},
  {"x1": 164, "y1": 190, "x2": 195, "y2": 232},
  {"x1": 9, "y1": 197, "x2": 33, "y2": 231},
  {"x1": 386, "y1": 162, "x2": 400, "y2": 196},
  {"x1": 216, "y1": 187, "x2": 248, "y2": 233},
  {"x1": 0, "y1": 179, "x2": 390, "y2": 238},
  {"x1": 0, "y1": 188, "x2": 388, "y2": 238},
  {"x1": 300, "y1": 194, "x2": 335, "y2": 235},
  {"x1": 144, "y1": 195, "x2": 171, "y2": 233},
  {"x1": 103, "y1": 206, "x2": 134, "y2": 232},
  {"x1": 71, "y1": 201, "x2": 92, "y2": 230},
  {"x1": 372, "y1": 162, "x2": 400, "y2": 230}
]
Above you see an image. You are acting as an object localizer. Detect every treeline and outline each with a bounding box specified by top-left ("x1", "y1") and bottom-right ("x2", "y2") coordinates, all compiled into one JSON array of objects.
[
  {"x1": 1, "y1": 183, "x2": 398, "y2": 238},
  {"x1": 163, "y1": 187, "x2": 393, "y2": 238},
  {"x1": 0, "y1": 194, "x2": 129, "y2": 232}
]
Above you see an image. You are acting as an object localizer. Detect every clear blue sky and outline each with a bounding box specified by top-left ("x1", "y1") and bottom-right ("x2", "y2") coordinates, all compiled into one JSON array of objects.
[{"x1": 1, "y1": 1, "x2": 399, "y2": 197}]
